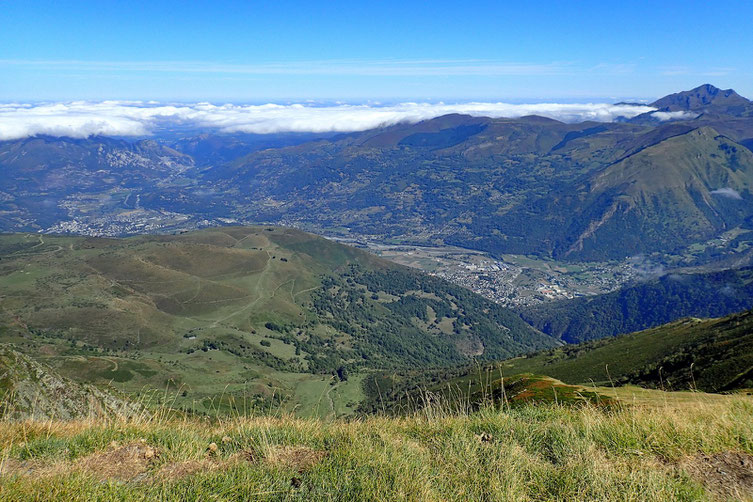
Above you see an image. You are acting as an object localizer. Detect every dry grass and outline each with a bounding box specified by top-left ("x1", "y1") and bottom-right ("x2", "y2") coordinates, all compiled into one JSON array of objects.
[
  {"x1": 264, "y1": 445, "x2": 328, "y2": 472},
  {"x1": 156, "y1": 459, "x2": 221, "y2": 480},
  {"x1": 76, "y1": 441, "x2": 158, "y2": 482},
  {"x1": 0, "y1": 394, "x2": 752, "y2": 500}
]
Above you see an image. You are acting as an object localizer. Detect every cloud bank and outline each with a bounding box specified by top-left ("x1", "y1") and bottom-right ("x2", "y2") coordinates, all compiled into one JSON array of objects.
[
  {"x1": 710, "y1": 187, "x2": 743, "y2": 200},
  {"x1": 651, "y1": 110, "x2": 699, "y2": 122},
  {"x1": 0, "y1": 101, "x2": 656, "y2": 141}
]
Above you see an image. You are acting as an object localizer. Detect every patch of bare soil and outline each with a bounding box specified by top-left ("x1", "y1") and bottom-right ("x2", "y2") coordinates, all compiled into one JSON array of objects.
[
  {"x1": 0, "y1": 457, "x2": 68, "y2": 479},
  {"x1": 680, "y1": 451, "x2": 753, "y2": 500},
  {"x1": 2, "y1": 443, "x2": 328, "y2": 484},
  {"x1": 1, "y1": 458, "x2": 30, "y2": 477},
  {"x1": 2, "y1": 458, "x2": 40, "y2": 477},
  {"x1": 78, "y1": 442, "x2": 159, "y2": 482},
  {"x1": 264, "y1": 446, "x2": 327, "y2": 473},
  {"x1": 157, "y1": 459, "x2": 220, "y2": 480}
]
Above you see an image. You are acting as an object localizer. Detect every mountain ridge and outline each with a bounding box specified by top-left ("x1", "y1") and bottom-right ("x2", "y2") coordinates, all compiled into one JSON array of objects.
[{"x1": 3, "y1": 85, "x2": 753, "y2": 263}]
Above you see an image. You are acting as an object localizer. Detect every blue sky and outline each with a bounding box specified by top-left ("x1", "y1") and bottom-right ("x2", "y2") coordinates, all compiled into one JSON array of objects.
[{"x1": 1, "y1": 0, "x2": 751, "y2": 101}]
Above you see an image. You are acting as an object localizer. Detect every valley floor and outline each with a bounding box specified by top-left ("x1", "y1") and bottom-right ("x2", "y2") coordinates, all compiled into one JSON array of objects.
[{"x1": 2, "y1": 393, "x2": 753, "y2": 501}]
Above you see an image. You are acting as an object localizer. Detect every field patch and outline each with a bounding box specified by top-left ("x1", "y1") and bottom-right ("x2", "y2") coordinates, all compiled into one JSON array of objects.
[{"x1": 142, "y1": 244, "x2": 269, "y2": 278}]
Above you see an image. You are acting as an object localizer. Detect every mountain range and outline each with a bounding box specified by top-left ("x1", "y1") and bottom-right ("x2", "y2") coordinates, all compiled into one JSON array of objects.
[
  {"x1": 2, "y1": 84, "x2": 753, "y2": 264},
  {"x1": 648, "y1": 84, "x2": 753, "y2": 117}
]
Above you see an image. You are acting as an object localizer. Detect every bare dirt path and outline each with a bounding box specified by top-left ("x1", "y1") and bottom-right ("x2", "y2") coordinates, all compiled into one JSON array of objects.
[
  {"x1": 97, "y1": 356, "x2": 119, "y2": 372},
  {"x1": 292, "y1": 285, "x2": 319, "y2": 300},
  {"x1": 324, "y1": 383, "x2": 336, "y2": 418},
  {"x1": 3, "y1": 235, "x2": 63, "y2": 258},
  {"x1": 180, "y1": 277, "x2": 203, "y2": 304}
]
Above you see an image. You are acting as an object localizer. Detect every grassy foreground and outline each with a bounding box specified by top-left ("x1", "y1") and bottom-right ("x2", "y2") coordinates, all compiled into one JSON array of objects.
[{"x1": 1, "y1": 395, "x2": 753, "y2": 501}]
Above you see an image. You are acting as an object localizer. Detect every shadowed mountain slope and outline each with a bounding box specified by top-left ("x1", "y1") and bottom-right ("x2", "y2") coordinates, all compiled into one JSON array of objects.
[{"x1": 520, "y1": 266, "x2": 753, "y2": 343}]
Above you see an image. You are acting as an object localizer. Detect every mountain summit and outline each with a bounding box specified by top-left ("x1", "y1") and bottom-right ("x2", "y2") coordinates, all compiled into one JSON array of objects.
[{"x1": 650, "y1": 84, "x2": 752, "y2": 115}]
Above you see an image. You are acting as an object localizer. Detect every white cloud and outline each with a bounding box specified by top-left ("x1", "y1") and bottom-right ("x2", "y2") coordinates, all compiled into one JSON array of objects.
[
  {"x1": 0, "y1": 101, "x2": 657, "y2": 140},
  {"x1": 651, "y1": 110, "x2": 699, "y2": 121},
  {"x1": 710, "y1": 187, "x2": 743, "y2": 200}
]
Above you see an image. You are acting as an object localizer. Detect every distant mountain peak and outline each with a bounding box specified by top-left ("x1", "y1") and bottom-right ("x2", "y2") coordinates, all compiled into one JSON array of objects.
[
  {"x1": 651, "y1": 84, "x2": 751, "y2": 114},
  {"x1": 689, "y1": 83, "x2": 727, "y2": 96}
]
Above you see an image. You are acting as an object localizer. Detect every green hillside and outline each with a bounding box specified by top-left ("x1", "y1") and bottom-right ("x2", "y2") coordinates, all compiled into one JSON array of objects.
[
  {"x1": 562, "y1": 127, "x2": 753, "y2": 259},
  {"x1": 498, "y1": 309, "x2": 753, "y2": 392},
  {"x1": 0, "y1": 227, "x2": 553, "y2": 417},
  {"x1": 363, "y1": 309, "x2": 753, "y2": 414},
  {"x1": 520, "y1": 267, "x2": 753, "y2": 343}
]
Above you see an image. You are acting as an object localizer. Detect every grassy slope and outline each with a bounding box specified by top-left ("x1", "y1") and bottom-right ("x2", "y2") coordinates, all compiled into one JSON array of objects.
[
  {"x1": 497, "y1": 310, "x2": 753, "y2": 392},
  {"x1": 560, "y1": 127, "x2": 753, "y2": 260},
  {"x1": 0, "y1": 227, "x2": 553, "y2": 417},
  {"x1": 362, "y1": 309, "x2": 753, "y2": 415},
  {"x1": 0, "y1": 228, "x2": 331, "y2": 416},
  {"x1": 1, "y1": 395, "x2": 753, "y2": 500}
]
